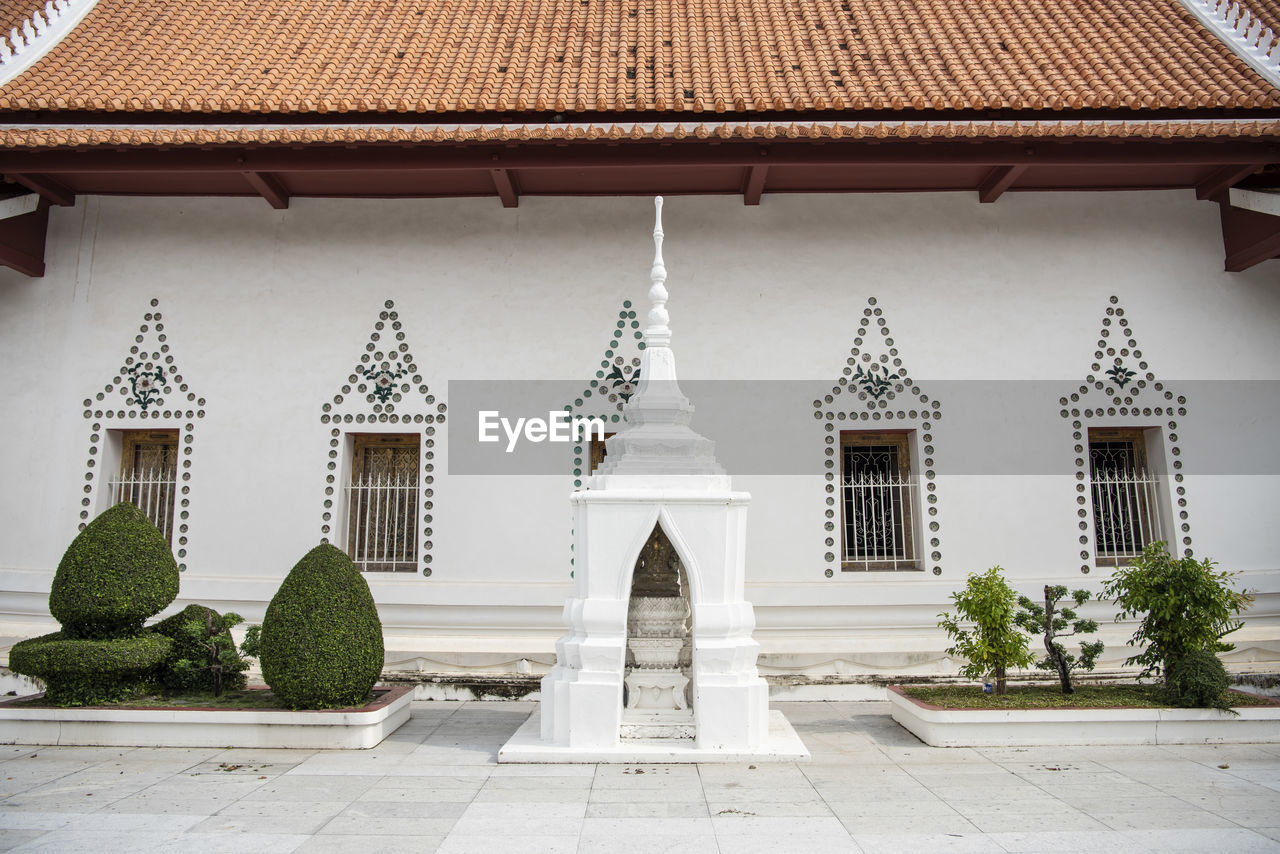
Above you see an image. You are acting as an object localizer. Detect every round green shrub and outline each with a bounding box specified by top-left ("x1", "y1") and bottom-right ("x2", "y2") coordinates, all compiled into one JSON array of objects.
[
  {"x1": 1165, "y1": 649, "x2": 1231, "y2": 710},
  {"x1": 8, "y1": 631, "x2": 172, "y2": 706},
  {"x1": 259, "y1": 544, "x2": 384, "y2": 709},
  {"x1": 50, "y1": 503, "x2": 179, "y2": 639},
  {"x1": 150, "y1": 604, "x2": 249, "y2": 692}
]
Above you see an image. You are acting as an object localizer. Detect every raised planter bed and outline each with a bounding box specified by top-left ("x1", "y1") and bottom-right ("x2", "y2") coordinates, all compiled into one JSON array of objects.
[
  {"x1": 888, "y1": 685, "x2": 1280, "y2": 747},
  {"x1": 0, "y1": 685, "x2": 413, "y2": 749}
]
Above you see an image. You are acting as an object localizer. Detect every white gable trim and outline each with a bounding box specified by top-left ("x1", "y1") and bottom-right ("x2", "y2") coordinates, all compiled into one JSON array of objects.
[
  {"x1": 0, "y1": 0, "x2": 100, "y2": 89},
  {"x1": 1178, "y1": 0, "x2": 1280, "y2": 92}
]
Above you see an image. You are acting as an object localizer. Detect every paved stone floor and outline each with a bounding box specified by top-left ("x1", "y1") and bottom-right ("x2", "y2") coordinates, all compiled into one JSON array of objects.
[{"x1": 2, "y1": 701, "x2": 1280, "y2": 853}]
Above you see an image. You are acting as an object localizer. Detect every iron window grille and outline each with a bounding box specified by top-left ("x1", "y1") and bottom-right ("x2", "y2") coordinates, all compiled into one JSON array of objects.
[
  {"x1": 1089, "y1": 429, "x2": 1164, "y2": 566},
  {"x1": 108, "y1": 430, "x2": 179, "y2": 544},
  {"x1": 840, "y1": 432, "x2": 919, "y2": 571},
  {"x1": 346, "y1": 434, "x2": 419, "y2": 572}
]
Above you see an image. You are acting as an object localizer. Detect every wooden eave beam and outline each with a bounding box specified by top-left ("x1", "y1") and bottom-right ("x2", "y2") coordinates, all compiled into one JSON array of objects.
[
  {"x1": 743, "y1": 164, "x2": 768, "y2": 206},
  {"x1": 1215, "y1": 192, "x2": 1280, "y2": 271},
  {"x1": 0, "y1": 197, "x2": 49, "y2": 277},
  {"x1": 489, "y1": 167, "x2": 518, "y2": 208},
  {"x1": 6, "y1": 172, "x2": 73, "y2": 206},
  {"x1": 2, "y1": 139, "x2": 1278, "y2": 174},
  {"x1": 977, "y1": 164, "x2": 1028, "y2": 203},
  {"x1": 1195, "y1": 162, "x2": 1267, "y2": 200},
  {"x1": 241, "y1": 170, "x2": 289, "y2": 209}
]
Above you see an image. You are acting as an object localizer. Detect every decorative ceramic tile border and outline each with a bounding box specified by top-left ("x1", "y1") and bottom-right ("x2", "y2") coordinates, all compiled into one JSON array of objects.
[
  {"x1": 1178, "y1": 0, "x2": 1280, "y2": 91},
  {"x1": 1060, "y1": 296, "x2": 1191, "y2": 573},
  {"x1": 815, "y1": 297, "x2": 944, "y2": 578},
  {"x1": 0, "y1": 0, "x2": 100, "y2": 88},
  {"x1": 79, "y1": 299, "x2": 205, "y2": 571},
  {"x1": 318, "y1": 299, "x2": 444, "y2": 576}
]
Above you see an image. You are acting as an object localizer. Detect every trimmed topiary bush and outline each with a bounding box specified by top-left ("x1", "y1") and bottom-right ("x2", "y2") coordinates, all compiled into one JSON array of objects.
[
  {"x1": 50, "y1": 503, "x2": 179, "y2": 639},
  {"x1": 9, "y1": 631, "x2": 171, "y2": 705},
  {"x1": 1165, "y1": 649, "x2": 1232, "y2": 711},
  {"x1": 151, "y1": 604, "x2": 250, "y2": 694},
  {"x1": 259, "y1": 544, "x2": 385, "y2": 709}
]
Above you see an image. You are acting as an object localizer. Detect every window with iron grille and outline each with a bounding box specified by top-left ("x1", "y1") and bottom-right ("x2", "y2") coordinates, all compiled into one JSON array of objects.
[
  {"x1": 840, "y1": 432, "x2": 919, "y2": 571},
  {"x1": 107, "y1": 430, "x2": 179, "y2": 544},
  {"x1": 1089, "y1": 428, "x2": 1164, "y2": 567},
  {"x1": 346, "y1": 434, "x2": 419, "y2": 572}
]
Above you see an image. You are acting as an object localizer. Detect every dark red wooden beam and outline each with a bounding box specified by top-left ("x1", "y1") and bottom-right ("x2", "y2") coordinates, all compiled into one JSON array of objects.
[
  {"x1": 0, "y1": 197, "x2": 49, "y2": 277},
  {"x1": 1216, "y1": 193, "x2": 1280, "y2": 271},
  {"x1": 489, "y1": 168, "x2": 518, "y2": 208},
  {"x1": 743, "y1": 164, "x2": 768, "y2": 205},
  {"x1": 977, "y1": 164, "x2": 1028, "y2": 203},
  {"x1": 1196, "y1": 163, "x2": 1266, "y2": 200},
  {"x1": 3, "y1": 139, "x2": 1277, "y2": 175},
  {"x1": 6, "y1": 173, "x2": 74, "y2": 206},
  {"x1": 241, "y1": 170, "x2": 289, "y2": 209}
]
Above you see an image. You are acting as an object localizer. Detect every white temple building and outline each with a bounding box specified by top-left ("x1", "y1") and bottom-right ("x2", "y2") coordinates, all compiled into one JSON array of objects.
[{"x1": 0, "y1": 0, "x2": 1278, "y2": 696}]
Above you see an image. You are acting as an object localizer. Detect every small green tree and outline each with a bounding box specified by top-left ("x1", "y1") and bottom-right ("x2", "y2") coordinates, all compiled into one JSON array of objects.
[
  {"x1": 938, "y1": 566, "x2": 1035, "y2": 696},
  {"x1": 1102, "y1": 542, "x2": 1252, "y2": 684},
  {"x1": 1014, "y1": 585, "x2": 1104, "y2": 695},
  {"x1": 168, "y1": 611, "x2": 258, "y2": 697}
]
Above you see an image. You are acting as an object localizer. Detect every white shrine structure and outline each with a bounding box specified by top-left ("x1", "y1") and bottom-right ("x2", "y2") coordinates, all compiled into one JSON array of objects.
[{"x1": 500, "y1": 199, "x2": 808, "y2": 762}]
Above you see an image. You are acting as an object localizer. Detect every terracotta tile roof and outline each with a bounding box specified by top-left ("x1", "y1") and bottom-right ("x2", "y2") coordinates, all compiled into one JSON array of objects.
[
  {"x1": 1, "y1": 0, "x2": 1278, "y2": 116},
  {"x1": 1, "y1": 118, "x2": 1277, "y2": 148}
]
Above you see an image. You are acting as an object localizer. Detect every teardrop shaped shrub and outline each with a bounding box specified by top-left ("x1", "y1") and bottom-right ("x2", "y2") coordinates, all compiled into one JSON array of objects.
[
  {"x1": 50, "y1": 502, "x2": 179, "y2": 639},
  {"x1": 259, "y1": 544, "x2": 384, "y2": 709}
]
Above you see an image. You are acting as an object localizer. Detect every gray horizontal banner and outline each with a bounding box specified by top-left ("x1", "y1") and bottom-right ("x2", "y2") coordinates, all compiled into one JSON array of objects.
[{"x1": 444, "y1": 380, "x2": 1280, "y2": 476}]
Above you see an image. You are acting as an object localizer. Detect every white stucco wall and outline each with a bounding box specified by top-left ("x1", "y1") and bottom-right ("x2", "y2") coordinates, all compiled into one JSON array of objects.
[{"x1": 1, "y1": 191, "x2": 1277, "y2": 680}]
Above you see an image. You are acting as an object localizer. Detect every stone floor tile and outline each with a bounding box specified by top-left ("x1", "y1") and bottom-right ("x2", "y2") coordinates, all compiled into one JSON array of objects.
[
  {"x1": 489, "y1": 764, "x2": 596, "y2": 777},
  {"x1": 1122, "y1": 828, "x2": 1280, "y2": 852},
  {"x1": 294, "y1": 835, "x2": 443, "y2": 854},
  {"x1": 589, "y1": 788, "x2": 709, "y2": 803},
  {"x1": 318, "y1": 815, "x2": 459, "y2": 836},
  {"x1": 576, "y1": 836, "x2": 722, "y2": 854},
  {"x1": 213, "y1": 799, "x2": 350, "y2": 818},
  {"x1": 706, "y1": 799, "x2": 834, "y2": 817},
  {"x1": 579, "y1": 816, "x2": 713, "y2": 837},
  {"x1": 379, "y1": 764, "x2": 495, "y2": 779},
  {"x1": 450, "y1": 812, "x2": 583, "y2": 836},
  {"x1": 356, "y1": 786, "x2": 481, "y2": 805},
  {"x1": 0, "y1": 809, "x2": 84, "y2": 830},
  {"x1": 239, "y1": 774, "x2": 382, "y2": 802},
  {"x1": 1255, "y1": 827, "x2": 1280, "y2": 843},
  {"x1": 1093, "y1": 808, "x2": 1242, "y2": 830},
  {"x1": 8, "y1": 830, "x2": 181, "y2": 853},
  {"x1": 825, "y1": 798, "x2": 963, "y2": 818},
  {"x1": 840, "y1": 814, "x2": 980, "y2": 835},
  {"x1": 710, "y1": 815, "x2": 848, "y2": 836},
  {"x1": 471, "y1": 787, "x2": 594, "y2": 804},
  {"x1": 985, "y1": 829, "x2": 1153, "y2": 852},
  {"x1": 57, "y1": 812, "x2": 206, "y2": 833},
  {"x1": 0, "y1": 830, "x2": 44, "y2": 852},
  {"x1": 189, "y1": 813, "x2": 332, "y2": 835},
  {"x1": 434, "y1": 834, "x2": 578, "y2": 854},
  {"x1": 155, "y1": 832, "x2": 313, "y2": 853},
  {"x1": 586, "y1": 801, "x2": 709, "y2": 818},
  {"x1": 852, "y1": 832, "x2": 1004, "y2": 853},
  {"x1": 963, "y1": 810, "x2": 1109, "y2": 833}
]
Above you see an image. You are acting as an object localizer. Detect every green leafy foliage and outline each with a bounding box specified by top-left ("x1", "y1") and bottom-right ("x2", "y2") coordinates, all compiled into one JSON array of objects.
[
  {"x1": 49, "y1": 503, "x2": 179, "y2": 639},
  {"x1": 938, "y1": 566, "x2": 1035, "y2": 695},
  {"x1": 8, "y1": 631, "x2": 171, "y2": 706},
  {"x1": 1165, "y1": 649, "x2": 1234, "y2": 712},
  {"x1": 1102, "y1": 542, "x2": 1252, "y2": 682},
  {"x1": 259, "y1": 544, "x2": 385, "y2": 709},
  {"x1": 1014, "y1": 585, "x2": 1104, "y2": 694},
  {"x1": 151, "y1": 604, "x2": 251, "y2": 696}
]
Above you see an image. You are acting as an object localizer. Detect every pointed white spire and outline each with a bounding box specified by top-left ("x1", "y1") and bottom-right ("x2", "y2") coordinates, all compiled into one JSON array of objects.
[
  {"x1": 590, "y1": 196, "x2": 725, "y2": 482},
  {"x1": 646, "y1": 197, "x2": 671, "y2": 347}
]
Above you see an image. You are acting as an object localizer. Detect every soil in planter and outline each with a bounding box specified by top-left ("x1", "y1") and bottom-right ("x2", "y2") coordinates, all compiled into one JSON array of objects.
[{"x1": 902, "y1": 684, "x2": 1280, "y2": 710}]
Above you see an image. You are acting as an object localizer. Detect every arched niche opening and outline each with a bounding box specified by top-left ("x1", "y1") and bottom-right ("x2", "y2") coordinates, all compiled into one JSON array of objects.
[{"x1": 621, "y1": 523, "x2": 695, "y2": 740}]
